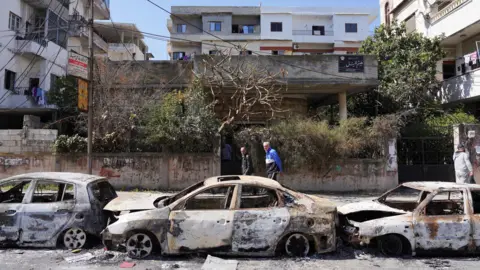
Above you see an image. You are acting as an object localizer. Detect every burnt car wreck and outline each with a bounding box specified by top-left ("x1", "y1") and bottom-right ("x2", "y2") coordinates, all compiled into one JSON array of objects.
[
  {"x1": 338, "y1": 182, "x2": 480, "y2": 256},
  {"x1": 102, "y1": 175, "x2": 337, "y2": 258},
  {"x1": 0, "y1": 172, "x2": 117, "y2": 249}
]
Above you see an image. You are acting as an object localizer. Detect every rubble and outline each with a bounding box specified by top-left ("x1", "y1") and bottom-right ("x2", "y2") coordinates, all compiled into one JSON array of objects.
[{"x1": 201, "y1": 255, "x2": 238, "y2": 270}]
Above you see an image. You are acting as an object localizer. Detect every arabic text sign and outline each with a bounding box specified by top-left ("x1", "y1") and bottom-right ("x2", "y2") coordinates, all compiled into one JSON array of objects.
[
  {"x1": 338, "y1": 55, "x2": 364, "y2": 73},
  {"x1": 78, "y1": 79, "x2": 88, "y2": 112},
  {"x1": 68, "y1": 51, "x2": 88, "y2": 80}
]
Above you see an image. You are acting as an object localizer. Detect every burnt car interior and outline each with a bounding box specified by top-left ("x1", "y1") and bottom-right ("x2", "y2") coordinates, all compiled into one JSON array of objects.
[
  {"x1": 471, "y1": 190, "x2": 480, "y2": 214},
  {"x1": 184, "y1": 186, "x2": 235, "y2": 210},
  {"x1": 90, "y1": 181, "x2": 117, "y2": 204},
  {"x1": 423, "y1": 191, "x2": 464, "y2": 216},
  {"x1": 0, "y1": 181, "x2": 31, "y2": 203},
  {"x1": 240, "y1": 185, "x2": 278, "y2": 208},
  {"x1": 378, "y1": 186, "x2": 423, "y2": 212},
  {"x1": 31, "y1": 181, "x2": 75, "y2": 203}
]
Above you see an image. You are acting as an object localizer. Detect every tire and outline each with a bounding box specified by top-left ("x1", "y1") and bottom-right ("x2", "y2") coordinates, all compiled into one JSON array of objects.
[
  {"x1": 284, "y1": 233, "x2": 310, "y2": 257},
  {"x1": 126, "y1": 232, "x2": 154, "y2": 259},
  {"x1": 63, "y1": 228, "x2": 88, "y2": 249},
  {"x1": 378, "y1": 234, "x2": 403, "y2": 256}
]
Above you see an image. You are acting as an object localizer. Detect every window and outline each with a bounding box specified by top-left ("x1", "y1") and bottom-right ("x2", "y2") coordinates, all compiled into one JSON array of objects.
[
  {"x1": 345, "y1": 23, "x2": 358, "y2": 33},
  {"x1": 89, "y1": 181, "x2": 117, "y2": 202},
  {"x1": 312, "y1": 25, "x2": 325, "y2": 36},
  {"x1": 271, "y1": 22, "x2": 283, "y2": 32},
  {"x1": 9, "y1": 12, "x2": 21, "y2": 31},
  {"x1": 209, "y1": 22, "x2": 222, "y2": 32},
  {"x1": 0, "y1": 181, "x2": 31, "y2": 203},
  {"x1": 425, "y1": 191, "x2": 464, "y2": 216},
  {"x1": 272, "y1": 50, "x2": 285, "y2": 55},
  {"x1": 471, "y1": 190, "x2": 480, "y2": 214},
  {"x1": 50, "y1": 74, "x2": 59, "y2": 90},
  {"x1": 176, "y1": 24, "x2": 186, "y2": 33},
  {"x1": 4, "y1": 70, "x2": 16, "y2": 91},
  {"x1": 240, "y1": 50, "x2": 252, "y2": 56},
  {"x1": 172, "y1": 52, "x2": 185, "y2": 60},
  {"x1": 209, "y1": 50, "x2": 219, "y2": 55},
  {"x1": 47, "y1": 10, "x2": 68, "y2": 48},
  {"x1": 183, "y1": 186, "x2": 234, "y2": 210},
  {"x1": 379, "y1": 185, "x2": 422, "y2": 211},
  {"x1": 32, "y1": 181, "x2": 75, "y2": 203},
  {"x1": 240, "y1": 185, "x2": 278, "y2": 208}
]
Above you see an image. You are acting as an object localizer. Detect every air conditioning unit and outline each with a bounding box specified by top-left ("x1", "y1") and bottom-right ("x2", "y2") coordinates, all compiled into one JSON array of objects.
[{"x1": 293, "y1": 44, "x2": 300, "y2": 50}]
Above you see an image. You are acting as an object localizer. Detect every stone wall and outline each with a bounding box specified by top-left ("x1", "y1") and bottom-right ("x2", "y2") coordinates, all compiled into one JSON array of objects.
[{"x1": 0, "y1": 129, "x2": 57, "y2": 154}]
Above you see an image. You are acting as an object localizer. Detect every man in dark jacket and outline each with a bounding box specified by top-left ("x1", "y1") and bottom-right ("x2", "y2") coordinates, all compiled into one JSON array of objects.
[{"x1": 241, "y1": 147, "x2": 254, "y2": 175}]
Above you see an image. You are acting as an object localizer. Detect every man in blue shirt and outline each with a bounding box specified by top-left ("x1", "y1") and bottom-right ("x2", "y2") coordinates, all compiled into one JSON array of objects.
[{"x1": 263, "y1": 142, "x2": 283, "y2": 180}]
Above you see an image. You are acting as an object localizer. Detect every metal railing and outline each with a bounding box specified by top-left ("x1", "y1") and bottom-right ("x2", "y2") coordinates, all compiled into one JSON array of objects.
[
  {"x1": 430, "y1": 0, "x2": 471, "y2": 23},
  {"x1": 292, "y1": 30, "x2": 334, "y2": 36},
  {"x1": 16, "y1": 35, "x2": 48, "y2": 47}
]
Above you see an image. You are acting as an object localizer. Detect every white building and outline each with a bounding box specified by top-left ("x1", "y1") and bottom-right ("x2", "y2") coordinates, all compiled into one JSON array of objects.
[
  {"x1": 167, "y1": 6, "x2": 377, "y2": 60},
  {"x1": 381, "y1": 0, "x2": 480, "y2": 111}
]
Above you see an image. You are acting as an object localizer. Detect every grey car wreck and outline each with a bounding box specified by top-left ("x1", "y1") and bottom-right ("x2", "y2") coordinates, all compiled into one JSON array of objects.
[
  {"x1": 102, "y1": 175, "x2": 337, "y2": 259},
  {"x1": 0, "y1": 172, "x2": 117, "y2": 249},
  {"x1": 338, "y1": 182, "x2": 480, "y2": 256}
]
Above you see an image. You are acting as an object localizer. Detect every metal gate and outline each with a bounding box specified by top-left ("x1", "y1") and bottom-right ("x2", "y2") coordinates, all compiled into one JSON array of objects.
[{"x1": 397, "y1": 137, "x2": 455, "y2": 183}]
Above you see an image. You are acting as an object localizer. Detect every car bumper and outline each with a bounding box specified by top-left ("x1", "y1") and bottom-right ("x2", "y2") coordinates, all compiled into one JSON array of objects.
[{"x1": 101, "y1": 229, "x2": 125, "y2": 251}]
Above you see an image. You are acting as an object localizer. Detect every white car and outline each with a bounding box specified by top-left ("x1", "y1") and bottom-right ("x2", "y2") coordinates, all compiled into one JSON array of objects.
[{"x1": 338, "y1": 182, "x2": 480, "y2": 256}]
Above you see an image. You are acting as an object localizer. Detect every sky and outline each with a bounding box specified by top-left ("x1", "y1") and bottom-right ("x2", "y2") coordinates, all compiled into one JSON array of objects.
[{"x1": 110, "y1": 0, "x2": 381, "y2": 60}]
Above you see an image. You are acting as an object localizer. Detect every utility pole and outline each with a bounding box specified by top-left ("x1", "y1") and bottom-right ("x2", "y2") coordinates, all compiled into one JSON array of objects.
[{"x1": 87, "y1": 0, "x2": 94, "y2": 174}]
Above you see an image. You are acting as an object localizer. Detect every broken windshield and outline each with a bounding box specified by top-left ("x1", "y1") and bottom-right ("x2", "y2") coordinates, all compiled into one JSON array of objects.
[
  {"x1": 378, "y1": 185, "x2": 422, "y2": 212},
  {"x1": 161, "y1": 181, "x2": 205, "y2": 206}
]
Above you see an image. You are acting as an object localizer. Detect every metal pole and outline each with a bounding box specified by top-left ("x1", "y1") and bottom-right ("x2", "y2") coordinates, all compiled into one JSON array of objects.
[{"x1": 87, "y1": 0, "x2": 94, "y2": 174}]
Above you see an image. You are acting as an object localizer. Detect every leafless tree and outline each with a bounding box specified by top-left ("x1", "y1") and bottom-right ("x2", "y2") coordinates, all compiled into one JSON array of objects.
[{"x1": 197, "y1": 46, "x2": 289, "y2": 133}]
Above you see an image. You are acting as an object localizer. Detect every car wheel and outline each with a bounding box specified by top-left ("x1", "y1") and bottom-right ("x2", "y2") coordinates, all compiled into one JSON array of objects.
[
  {"x1": 63, "y1": 228, "x2": 87, "y2": 249},
  {"x1": 378, "y1": 234, "x2": 403, "y2": 256},
  {"x1": 126, "y1": 233, "x2": 154, "y2": 259},
  {"x1": 285, "y1": 233, "x2": 310, "y2": 257}
]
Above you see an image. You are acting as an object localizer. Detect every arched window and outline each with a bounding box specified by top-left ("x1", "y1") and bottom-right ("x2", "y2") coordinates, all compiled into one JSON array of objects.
[{"x1": 385, "y1": 2, "x2": 391, "y2": 26}]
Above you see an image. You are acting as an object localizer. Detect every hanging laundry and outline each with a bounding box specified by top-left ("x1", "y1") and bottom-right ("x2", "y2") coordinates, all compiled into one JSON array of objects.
[
  {"x1": 36, "y1": 88, "x2": 43, "y2": 104},
  {"x1": 471, "y1": 51, "x2": 478, "y2": 63}
]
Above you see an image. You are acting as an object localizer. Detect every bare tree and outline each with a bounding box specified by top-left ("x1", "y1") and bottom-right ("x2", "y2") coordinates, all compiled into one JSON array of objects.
[{"x1": 197, "y1": 47, "x2": 288, "y2": 133}]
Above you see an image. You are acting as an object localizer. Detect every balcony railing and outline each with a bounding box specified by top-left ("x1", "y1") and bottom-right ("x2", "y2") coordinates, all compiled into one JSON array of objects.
[
  {"x1": 15, "y1": 35, "x2": 48, "y2": 47},
  {"x1": 292, "y1": 30, "x2": 334, "y2": 36},
  {"x1": 430, "y1": 0, "x2": 471, "y2": 23}
]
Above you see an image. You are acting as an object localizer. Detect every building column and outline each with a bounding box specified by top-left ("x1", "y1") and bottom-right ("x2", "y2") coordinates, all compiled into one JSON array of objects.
[{"x1": 338, "y1": 91, "x2": 347, "y2": 120}]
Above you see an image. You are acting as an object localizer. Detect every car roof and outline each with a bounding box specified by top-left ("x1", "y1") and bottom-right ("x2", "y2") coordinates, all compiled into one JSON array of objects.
[
  {"x1": 403, "y1": 181, "x2": 480, "y2": 192},
  {"x1": 1, "y1": 172, "x2": 106, "y2": 186},
  {"x1": 203, "y1": 175, "x2": 284, "y2": 189}
]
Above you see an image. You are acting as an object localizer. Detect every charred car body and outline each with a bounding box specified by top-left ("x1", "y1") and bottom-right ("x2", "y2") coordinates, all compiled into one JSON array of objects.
[
  {"x1": 339, "y1": 182, "x2": 480, "y2": 256},
  {"x1": 0, "y1": 172, "x2": 117, "y2": 249},
  {"x1": 102, "y1": 175, "x2": 337, "y2": 258}
]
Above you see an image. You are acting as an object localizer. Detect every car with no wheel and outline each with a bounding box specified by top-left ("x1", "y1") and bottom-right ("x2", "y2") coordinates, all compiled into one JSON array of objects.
[
  {"x1": 102, "y1": 175, "x2": 337, "y2": 258},
  {"x1": 338, "y1": 182, "x2": 480, "y2": 256},
  {"x1": 0, "y1": 172, "x2": 117, "y2": 249}
]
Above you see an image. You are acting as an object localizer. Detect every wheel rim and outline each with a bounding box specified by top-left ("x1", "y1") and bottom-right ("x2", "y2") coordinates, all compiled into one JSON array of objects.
[
  {"x1": 126, "y1": 233, "x2": 153, "y2": 259},
  {"x1": 380, "y1": 235, "x2": 403, "y2": 256},
  {"x1": 285, "y1": 233, "x2": 310, "y2": 257},
  {"x1": 63, "y1": 228, "x2": 87, "y2": 249}
]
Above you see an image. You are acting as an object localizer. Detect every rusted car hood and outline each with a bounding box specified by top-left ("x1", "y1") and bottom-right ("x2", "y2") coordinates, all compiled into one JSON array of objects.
[
  {"x1": 104, "y1": 192, "x2": 171, "y2": 211},
  {"x1": 338, "y1": 200, "x2": 407, "y2": 215}
]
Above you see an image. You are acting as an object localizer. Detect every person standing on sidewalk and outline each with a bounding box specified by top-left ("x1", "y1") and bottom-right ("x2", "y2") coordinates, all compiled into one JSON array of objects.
[
  {"x1": 263, "y1": 142, "x2": 283, "y2": 180},
  {"x1": 454, "y1": 143, "x2": 473, "y2": 184},
  {"x1": 241, "y1": 147, "x2": 254, "y2": 175}
]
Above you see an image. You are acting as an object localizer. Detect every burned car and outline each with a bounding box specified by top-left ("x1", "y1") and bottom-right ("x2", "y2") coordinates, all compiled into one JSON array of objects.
[
  {"x1": 338, "y1": 182, "x2": 480, "y2": 256},
  {"x1": 102, "y1": 175, "x2": 337, "y2": 258},
  {"x1": 0, "y1": 172, "x2": 117, "y2": 249}
]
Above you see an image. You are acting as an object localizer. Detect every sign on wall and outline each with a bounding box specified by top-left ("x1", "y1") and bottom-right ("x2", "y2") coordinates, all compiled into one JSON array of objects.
[
  {"x1": 338, "y1": 55, "x2": 364, "y2": 73},
  {"x1": 68, "y1": 51, "x2": 88, "y2": 80},
  {"x1": 78, "y1": 79, "x2": 88, "y2": 112}
]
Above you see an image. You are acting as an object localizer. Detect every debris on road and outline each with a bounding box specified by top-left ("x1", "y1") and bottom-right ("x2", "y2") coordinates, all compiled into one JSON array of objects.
[
  {"x1": 72, "y1": 249, "x2": 82, "y2": 253},
  {"x1": 120, "y1": 261, "x2": 136, "y2": 268},
  {"x1": 64, "y1": 252, "x2": 94, "y2": 263},
  {"x1": 201, "y1": 255, "x2": 238, "y2": 270}
]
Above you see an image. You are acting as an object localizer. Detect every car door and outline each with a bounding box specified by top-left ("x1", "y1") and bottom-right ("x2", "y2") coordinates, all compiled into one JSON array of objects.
[
  {"x1": 0, "y1": 179, "x2": 32, "y2": 242},
  {"x1": 231, "y1": 184, "x2": 289, "y2": 253},
  {"x1": 167, "y1": 184, "x2": 237, "y2": 254},
  {"x1": 20, "y1": 180, "x2": 76, "y2": 244},
  {"x1": 468, "y1": 188, "x2": 480, "y2": 251},
  {"x1": 413, "y1": 189, "x2": 472, "y2": 252}
]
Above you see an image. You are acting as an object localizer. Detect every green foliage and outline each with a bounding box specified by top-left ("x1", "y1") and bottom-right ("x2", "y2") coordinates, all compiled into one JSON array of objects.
[
  {"x1": 46, "y1": 76, "x2": 79, "y2": 115},
  {"x1": 53, "y1": 134, "x2": 87, "y2": 153},
  {"x1": 143, "y1": 80, "x2": 219, "y2": 152},
  {"x1": 235, "y1": 115, "x2": 401, "y2": 173},
  {"x1": 359, "y1": 22, "x2": 445, "y2": 110}
]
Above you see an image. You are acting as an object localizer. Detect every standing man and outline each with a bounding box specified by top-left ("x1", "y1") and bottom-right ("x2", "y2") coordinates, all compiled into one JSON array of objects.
[
  {"x1": 263, "y1": 142, "x2": 283, "y2": 180},
  {"x1": 454, "y1": 143, "x2": 473, "y2": 184},
  {"x1": 241, "y1": 147, "x2": 254, "y2": 175}
]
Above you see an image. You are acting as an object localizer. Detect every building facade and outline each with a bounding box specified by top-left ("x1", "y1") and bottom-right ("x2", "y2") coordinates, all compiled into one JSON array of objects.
[
  {"x1": 381, "y1": 0, "x2": 480, "y2": 110},
  {"x1": 167, "y1": 6, "x2": 377, "y2": 60}
]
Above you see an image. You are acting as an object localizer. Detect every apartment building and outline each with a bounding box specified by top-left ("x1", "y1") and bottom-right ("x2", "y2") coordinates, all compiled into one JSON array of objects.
[
  {"x1": 381, "y1": 0, "x2": 480, "y2": 109},
  {"x1": 167, "y1": 6, "x2": 377, "y2": 60}
]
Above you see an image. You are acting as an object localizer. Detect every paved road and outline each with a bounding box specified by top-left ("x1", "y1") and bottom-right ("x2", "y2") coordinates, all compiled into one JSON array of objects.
[{"x1": 2, "y1": 193, "x2": 480, "y2": 270}]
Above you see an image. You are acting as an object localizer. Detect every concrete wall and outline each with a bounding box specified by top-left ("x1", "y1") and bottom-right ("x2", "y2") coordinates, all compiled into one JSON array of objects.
[{"x1": 0, "y1": 129, "x2": 57, "y2": 154}]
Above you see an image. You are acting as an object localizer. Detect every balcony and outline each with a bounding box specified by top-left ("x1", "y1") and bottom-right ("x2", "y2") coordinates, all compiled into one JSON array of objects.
[
  {"x1": 292, "y1": 30, "x2": 334, "y2": 43},
  {"x1": 430, "y1": 0, "x2": 471, "y2": 23},
  {"x1": 85, "y1": 0, "x2": 110, "y2": 20},
  {"x1": 441, "y1": 68, "x2": 480, "y2": 103},
  {"x1": 13, "y1": 36, "x2": 49, "y2": 58}
]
